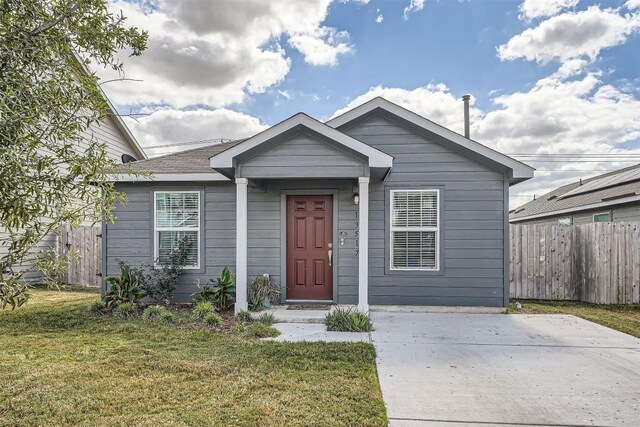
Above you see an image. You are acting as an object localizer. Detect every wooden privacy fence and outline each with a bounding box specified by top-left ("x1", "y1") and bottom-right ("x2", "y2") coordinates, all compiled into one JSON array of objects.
[
  {"x1": 58, "y1": 224, "x2": 102, "y2": 287},
  {"x1": 510, "y1": 222, "x2": 640, "y2": 304}
]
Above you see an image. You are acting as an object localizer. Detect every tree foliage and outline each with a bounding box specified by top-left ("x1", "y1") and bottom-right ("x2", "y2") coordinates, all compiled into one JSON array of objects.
[{"x1": 0, "y1": 0, "x2": 148, "y2": 308}]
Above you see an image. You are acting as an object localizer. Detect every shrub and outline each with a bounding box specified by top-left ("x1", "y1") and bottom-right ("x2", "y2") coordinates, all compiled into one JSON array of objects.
[
  {"x1": 193, "y1": 301, "x2": 215, "y2": 319},
  {"x1": 104, "y1": 264, "x2": 145, "y2": 308},
  {"x1": 142, "y1": 305, "x2": 174, "y2": 324},
  {"x1": 87, "y1": 301, "x2": 106, "y2": 315},
  {"x1": 248, "y1": 275, "x2": 281, "y2": 311},
  {"x1": 241, "y1": 323, "x2": 280, "y2": 338},
  {"x1": 204, "y1": 312, "x2": 223, "y2": 327},
  {"x1": 257, "y1": 312, "x2": 276, "y2": 326},
  {"x1": 325, "y1": 307, "x2": 373, "y2": 332},
  {"x1": 192, "y1": 267, "x2": 235, "y2": 310},
  {"x1": 126, "y1": 236, "x2": 191, "y2": 303},
  {"x1": 235, "y1": 309, "x2": 252, "y2": 324},
  {"x1": 114, "y1": 301, "x2": 136, "y2": 318}
]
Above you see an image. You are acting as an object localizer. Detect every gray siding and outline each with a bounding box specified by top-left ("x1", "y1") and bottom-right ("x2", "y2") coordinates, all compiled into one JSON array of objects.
[
  {"x1": 107, "y1": 180, "x2": 359, "y2": 303},
  {"x1": 341, "y1": 114, "x2": 507, "y2": 307},
  {"x1": 513, "y1": 202, "x2": 640, "y2": 226},
  {"x1": 1, "y1": 116, "x2": 140, "y2": 282},
  {"x1": 238, "y1": 132, "x2": 366, "y2": 179}
]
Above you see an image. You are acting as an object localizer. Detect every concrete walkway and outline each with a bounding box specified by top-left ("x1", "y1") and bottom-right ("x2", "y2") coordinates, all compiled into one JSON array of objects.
[{"x1": 371, "y1": 312, "x2": 640, "y2": 427}]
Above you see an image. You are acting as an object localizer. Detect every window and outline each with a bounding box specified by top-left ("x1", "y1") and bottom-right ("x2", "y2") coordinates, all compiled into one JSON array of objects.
[
  {"x1": 390, "y1": 189, "x2": 439, "y2": 270},
  {"x1": 558, "y1": 217, "x2": 571, "y2": 226},
  {"x1": 154, "y1": 191, "x2": 200, "y2": 268},
  {"x1": 593, "y1": 212, "x2": 610, "y2": 223}
]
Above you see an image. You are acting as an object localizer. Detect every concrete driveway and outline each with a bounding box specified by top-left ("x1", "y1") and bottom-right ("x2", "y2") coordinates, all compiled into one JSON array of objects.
[{"x1": 371, "y1": 312, "x2": 640, "y2": 427}]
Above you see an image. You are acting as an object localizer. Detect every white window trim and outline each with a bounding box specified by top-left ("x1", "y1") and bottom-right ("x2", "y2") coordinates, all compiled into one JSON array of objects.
[
  {"x1": 153, "y1": 190, "x2": 200, "y2": 269},
  {"x1": 389, "y1": 189, "x2": 440, "y2": 271},
  {"x1": 558, "y1": 217, "x2": 572, "y2": 226},
  {"x1": 592, "y1": 211, "x2": 611, "y2": 223}
]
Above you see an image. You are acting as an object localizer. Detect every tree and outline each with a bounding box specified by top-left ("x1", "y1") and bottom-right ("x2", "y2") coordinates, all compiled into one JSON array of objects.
[{"x1": 0, "y1": 0, "x2": 148, "y2": 308}]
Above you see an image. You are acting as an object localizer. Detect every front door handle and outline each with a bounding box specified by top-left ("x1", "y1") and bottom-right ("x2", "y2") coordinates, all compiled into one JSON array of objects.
[{"x1": 328, "y1": 249, "x2": 333, "y2": 267}]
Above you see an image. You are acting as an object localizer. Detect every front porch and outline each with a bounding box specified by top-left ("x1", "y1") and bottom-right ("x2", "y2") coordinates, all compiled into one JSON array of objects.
[{"x1": 234, "y1": 177, "x2": 372, "y2": 314}]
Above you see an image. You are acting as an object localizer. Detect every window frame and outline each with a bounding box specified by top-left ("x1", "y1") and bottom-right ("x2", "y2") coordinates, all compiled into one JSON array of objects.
[
  {"x1": 153, "y1": 190, "x2": 201, "y2": 270},
  {"x1": 592, "y1": 211, "x2": 611, "y2": 223},
  {"x1": 389, "y1": 189, "x2": 441, "y2": 271},
  {"x1": 558, "y1": 217, "x2": 572, "y2": 226}
]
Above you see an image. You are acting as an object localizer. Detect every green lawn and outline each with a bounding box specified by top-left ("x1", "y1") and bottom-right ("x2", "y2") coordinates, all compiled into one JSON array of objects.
[
  {"x1": 509, "y1": 299, "x2": 640, "y2": 338},
  {"x1": 0, "y1": 289, "x2": 387, "y2": 426}
]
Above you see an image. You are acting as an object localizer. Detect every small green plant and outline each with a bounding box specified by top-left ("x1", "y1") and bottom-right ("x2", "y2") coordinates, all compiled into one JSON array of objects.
[
  {"x1": 104, "y1": 264, "x2": 145, "y2": 308},
  {"x1": 248, "y1": 275, "x2": 281, "y2": 311},
  {"x1": 257, "y1": 312, "x2": 276, "y2": 326},
  {"x1": 114, "y1": 301, "x2": 136, "y2": 318},
  {"x1": 240, "y1": 323, "x2": 280, "y2": 338},
  {"x1": 204, "y1": 312, "x2": 223, "y2": 327},
  {"x1": 213, "y1": 267, "x2": 236, "y2": 310},
  {"x1": 235, "y1": 310, "x2": 252, "y2": 324},
  {"x1": 87, "y1": 301, "x2": 106, "y2": 315},
  {"x1": 193, "y1": 301, "x2": 215, "y2": 319},
  {"x1": 325, "y1": 307, "x2": 373, "y2": 332},
  {"x1": 142, "y1": 305, "x2": 174, "y2": 324}
]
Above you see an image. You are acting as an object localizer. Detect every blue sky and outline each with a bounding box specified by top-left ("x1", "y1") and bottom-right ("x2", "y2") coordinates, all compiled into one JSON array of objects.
[{"x1": 101, "y1": 0, "x2": 640, "y2": 205}]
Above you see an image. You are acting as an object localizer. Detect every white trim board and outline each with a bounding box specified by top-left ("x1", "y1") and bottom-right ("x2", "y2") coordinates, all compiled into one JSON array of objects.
[
  {"x1": 326, "y1": 97, "x2": 534, "y2": 182},
  {"x1": 510, "y1": 194, "x2": 640, "y2": 222},
  {"x1": 209, "y1": 113, "x2": 393, "y2": 169}
]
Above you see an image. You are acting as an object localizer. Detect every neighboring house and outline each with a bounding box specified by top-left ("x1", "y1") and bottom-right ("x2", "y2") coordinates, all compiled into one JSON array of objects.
[
  {"x1": 0, "y1": 89, "x2": 147, "y2": 281},
  {"x1": 510, "y1": 164, "x2": 640, "y2": 226},
  {"x1": 106, "y1": 97, "x2": 534, "y2": 311}
]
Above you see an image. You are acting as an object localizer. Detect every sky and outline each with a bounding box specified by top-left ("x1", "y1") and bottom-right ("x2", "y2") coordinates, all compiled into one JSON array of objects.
[{"x1": 98, "y1": 0, "x2": 640, "y2": 207}]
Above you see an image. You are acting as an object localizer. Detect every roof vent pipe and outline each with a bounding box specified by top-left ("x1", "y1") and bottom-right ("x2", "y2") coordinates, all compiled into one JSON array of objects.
[{"x1": 462, "y1": 94, "x2": 471, "y2": 138}]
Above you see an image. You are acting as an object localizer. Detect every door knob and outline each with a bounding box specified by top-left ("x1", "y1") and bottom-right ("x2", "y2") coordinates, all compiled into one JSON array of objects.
[{"x1": 328, "y1": 249, "x2": 333, "y2": 267}]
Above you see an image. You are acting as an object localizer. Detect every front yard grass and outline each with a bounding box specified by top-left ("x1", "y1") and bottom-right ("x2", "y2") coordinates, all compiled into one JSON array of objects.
[
  {"x1": 509, "y1": 299, "x2": 640, "y2": 338},
  {"x1": 0, "y1": 288, "x2": 387, "y2": 426}
]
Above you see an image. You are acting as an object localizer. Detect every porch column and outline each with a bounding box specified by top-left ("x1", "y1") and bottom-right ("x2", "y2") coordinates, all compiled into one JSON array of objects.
[
  {"x1": 235, "y1": 178, "x2": 248, "y2": 313},
  {"x1": 358, "y1": 177, "x2": 369, "y2": 312}
]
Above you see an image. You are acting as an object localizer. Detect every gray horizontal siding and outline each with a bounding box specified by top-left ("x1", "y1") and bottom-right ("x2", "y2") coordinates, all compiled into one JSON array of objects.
[
  {"x1": 107, "y1": 179, "x2": 359, "y2": 304},
  {"x1": 342, "y1": 113, "x2": 507, "y2": 307},
  {"x1": 238, "y1": 132, "x2": 366, "y2": 179},
  {"x1": 2, "y1": 116, "x2": 139, "y2": 283}
]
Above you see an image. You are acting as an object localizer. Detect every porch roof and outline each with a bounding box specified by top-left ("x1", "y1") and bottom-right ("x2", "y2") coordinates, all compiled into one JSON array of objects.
[{"x1": 209, "y1": 113, "x2": 394, "y2": 179}]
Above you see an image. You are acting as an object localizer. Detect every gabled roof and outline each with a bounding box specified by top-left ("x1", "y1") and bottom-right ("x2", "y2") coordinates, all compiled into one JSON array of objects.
[
  {"x1": 510, "y1": 164, "x2": 640, "y2": 222},
  {"x1": 110, "y1": 140, "x2": 243, "y2": 181},
  {"x1": 102, "y1": 89, "x2": 147, "y2": 160},
  {"x1": 209, "y1": 112, "x2": 393, "y2": 171},
  {"x1": 326, "y1": 97, "x2": 534, "y2": 184}
]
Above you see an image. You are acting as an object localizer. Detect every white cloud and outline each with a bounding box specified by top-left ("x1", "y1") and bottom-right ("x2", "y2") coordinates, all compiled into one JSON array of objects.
[
  {"x1": 626, "y1": 0, "x2": 640, "y2": 10},
  {"x1": 125, "y1": 109, "x2": 268, "y2": 156},
  {"x1": 403, "y1": 0, "x2": 425, "y2": 20},
  {"x1": 376, "y1": 9, "x2": 384, "y2": 23},
  {"x1": 330, "y1": 67, "x2": 640, "y2": 207},
  {"x1": 498, "y1": 6, "x2": 640, "y2": 63},
  {"x1": 519, "y1": 0, "x2": 579, "y2": 20},
  {"x1": 331, "y1": 83, "x2": 481, "y2": 135},
  {"x1": 288, "y1": 26, "x2": 353, "y2": 66},
  {"x1": 100, "y1": 0, "x2": 353, "y2": 108}
]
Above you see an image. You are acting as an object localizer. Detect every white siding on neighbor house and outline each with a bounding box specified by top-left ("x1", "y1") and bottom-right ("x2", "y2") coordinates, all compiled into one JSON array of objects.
[{"x1": 1, "y1": 116, "x2": 140, "y2": 282}]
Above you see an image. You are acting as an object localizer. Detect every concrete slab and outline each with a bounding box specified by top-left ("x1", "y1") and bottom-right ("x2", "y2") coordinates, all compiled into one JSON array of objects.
[
  {"x1": 371, "y1": 312, "x2": 640, "y2": 427},
  {"x1": 270, "y1": 322, "x2": 370, "y2": 343}
]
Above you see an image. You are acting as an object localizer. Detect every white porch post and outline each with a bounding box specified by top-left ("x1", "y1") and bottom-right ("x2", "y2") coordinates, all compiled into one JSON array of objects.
[
  {"x1": 235, "y1": 178, "x2": 248, "y2": 313},
  {"x1": 358, "y1": 177, "x2": 369, "y2": 312}
]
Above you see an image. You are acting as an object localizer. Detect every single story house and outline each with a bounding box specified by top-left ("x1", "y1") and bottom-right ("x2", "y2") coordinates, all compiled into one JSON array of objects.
[
  {"x1": 510, "y1": 163, "x2": 640, "y2": 225},
  {"x1": 106, "y1": 97, "x2": 534, "y2": 312}
]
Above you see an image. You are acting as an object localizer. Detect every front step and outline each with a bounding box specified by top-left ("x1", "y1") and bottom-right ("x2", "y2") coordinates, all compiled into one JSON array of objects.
[{"x1": 250, "y1": 306, "x2": 331, "y2": 324}]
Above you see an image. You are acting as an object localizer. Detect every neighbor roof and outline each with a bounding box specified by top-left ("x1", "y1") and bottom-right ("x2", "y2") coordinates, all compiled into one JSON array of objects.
[
  {"x1": 326, "y1": 97, "x2": 534, "y2": 185},
  {"x1": 510, "y1": 164, "x2": 640, "y2": 222}
]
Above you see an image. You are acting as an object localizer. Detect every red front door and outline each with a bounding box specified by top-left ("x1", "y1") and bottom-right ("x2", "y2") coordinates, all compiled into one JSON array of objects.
[{"x1": 286, "y1": 195, "x2": 333, "y2": 300}]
